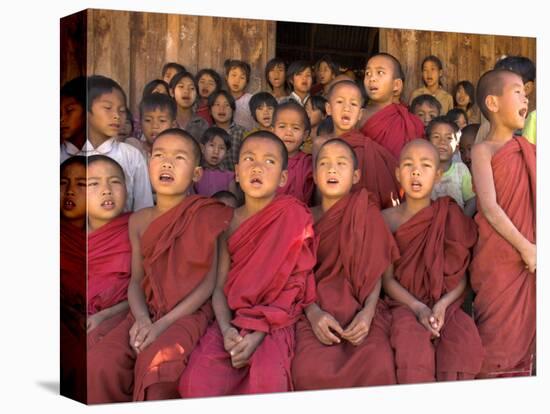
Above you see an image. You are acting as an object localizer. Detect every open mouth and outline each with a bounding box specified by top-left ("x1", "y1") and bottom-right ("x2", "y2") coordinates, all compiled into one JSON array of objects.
[
  {"x1": 159, "y1": 172, "x2": 174, "y2": 182},
  {"x1": 250, "y1": 177, "x2": 263, "y2": 187},
  {"x1": 201, "y1": 89, "x2": 210, "y2": 96},
  {"x1": 101, "y1": 199, "x2": 115, "y2": 209},
  {"x1": 519, "y1": 108, "x2": 528, "y2": 118},
  {"x1": 63, "y1": 199, "x2": 76, "y2": 210},
  {"x1": 262, "y1": 116, "x2": 271, "y2": 123},
  {"x1": 341, "y1": 115, "x2": 351, "y2": 124},
  {"x1": 411, "y1": 181, "x2": 422, "y2": 191},
  {"x1": 217, "y1": 112, "x2": 227, "y2": 118},
  {"x1": 110, "y1": 123, "x2": 121, "y2": 129},
  {"x1": 326, "y1": 177, "x2": 339, "y2": 184}
]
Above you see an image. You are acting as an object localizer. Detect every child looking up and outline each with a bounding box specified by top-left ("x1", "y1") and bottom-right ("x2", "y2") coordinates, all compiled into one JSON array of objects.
[
  {"x1": 409, "y1": 55, "x2": 454, "y2": 114},
  {"x1": 224, "y1": 59, "x2": 255, "y2": 131}
]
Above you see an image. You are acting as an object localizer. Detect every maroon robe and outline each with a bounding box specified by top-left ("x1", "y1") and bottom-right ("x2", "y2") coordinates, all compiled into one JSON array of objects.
[{"x1": 276, "y1": 151, "x2": 314, "y2": 204}]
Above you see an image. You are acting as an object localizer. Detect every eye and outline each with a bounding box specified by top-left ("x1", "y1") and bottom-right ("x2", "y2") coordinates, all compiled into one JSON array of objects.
[
  {"x1": 87, "y1": 182, "x2": 98, "y2": 187},
  {"x1": 266, "y1": 159, "x2": 275, "y2": 164}
]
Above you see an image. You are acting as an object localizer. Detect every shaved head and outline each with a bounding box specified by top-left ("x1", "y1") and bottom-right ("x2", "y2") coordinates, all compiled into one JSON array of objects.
[
  {"x1": 326, "y1": 79, "x2": 364, "y2": 106},
  {"x1": 476, "y1": 69, "x2": 522, "y2": 120},
  {"x1": 400, "y1": 138, "x2": 440, "y2": 168},
  {"x1": 368, "y1": 53, "x2": 405, "y2": 81}
]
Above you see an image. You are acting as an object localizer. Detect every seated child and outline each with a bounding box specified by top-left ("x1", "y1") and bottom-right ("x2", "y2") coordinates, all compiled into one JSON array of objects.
[
  {"x1": 272, "y1": 101, "x2": 314, "y2": 204},
  {"x1": 409, "y1": 55, "x2": 454, "y2": 114},
  {"x1": 195, "y1": 127, "x2": 236, "y2": 197},
  {"x1": 179, "y1": 131, "x2": 317, "y2": 397},
  {"x1": 447, "y1": 108, "x2": 468, "y2": 130},
  {"x1": 292, "y1": 139, "x2": 399, "y2": 390},
  {"x1": 410, "y1": 94, "x2": 442, "y2": 127},
  {"x1": 381, "y1": 139, "x2": 483, "y2": 383},
  {"x1": 87, "y1": 128, "x2": 233, "y2": 403},
  {"x1": 60, "y1": 76, "x2": 86, "y2": 163},
  {"x1": 302, "y1": 95, "x2": 328, "y2": 154},
  {"x1": 265, "y1": 57, "x2": 289, "y2": 102},
  {"x1": 285, "y1": 60, "x2": 313, "y2": 106},
  {"x1": 247, "y1": 91, "x2": 278, "y2": 134},
  {"x1": 196, "y1": 68, "x2": 222, "y2": 125},
  {"x1": 314, "y1": 55, "x2": 339, "y2": 97},
  {"x1": 458, "y1": 123, "x2": 480, "y2": 170},
  {"x1": 453, "y1": 80, "x2": 480, "y2": 124},
  {"x1": 470, "y1": 69, "x2": 536, "y2": 377},
  {"x1": 427, "y1": 116, "x2": 476, "y2": 217},
  {"x1": 361, "y1": 53, "x2": 425, "y2": 159},
  {"x1": 327, "y1": 79, "x2": 401, "y2": 209},
  {"x1": 86, "y1": 155, "x2": 131, "y2": 347},
  {"x1": 224, "y1": 59, "x2": 255, "y2": 131},
  {"x1": 161, "y1": 62, "x2": 186, "y2": 85}
]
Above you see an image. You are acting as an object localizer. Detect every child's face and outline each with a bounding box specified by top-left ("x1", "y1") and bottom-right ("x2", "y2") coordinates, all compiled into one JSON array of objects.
[
  {"x1": 305, "y1": 99, "x2": 324, "y2": 128},
  {"x1": 60, "y1": 163, "x2": 86, "y2": 222},
  {"x1": 235, "y1": 137, "x2": 288, "y2": 200},
  {"x1": 87, "y1": 161, "x2": 127, "y2": 224},
  {"x1": 255, "y1": 103, "x2": 275, "y2": 129},
  {"x1": 88, "y1": 90, "x2": 127, "y2": 141},
  {"x1": 459, "y1": 131, "x2": 475, "y2": 169},
  {"x1": 173, "y1": 77, "x2": 197, "y2": 109},
  {"x1": 364, "y1": 55, "x2": 399, "y2": 103},
  {"x1": 198, "y1": 74, "x2": 217, "y2": 99},
  {"x1": 315, "y1": 142, "x2": 360, "y2": 199},
  {"x1": 422, "y1": 61, "x2": 441, "y2": 88},
  {"x1": 163, "y1": 67, "x2": 178, "y2": 85},
  {"x1": 454, "y1": 113, "x2": 467, "y2": 130},
  {"x1": 292, "y1": 67, "x2": 313, "y2": 95},
  {"x1": 397, "y1": 142, "x2": 441, "y2": 200},
  {"x1": 211, "y1": 95, "x2": 233, "y2": 125},
  {"x1": 413, "y1": 102, "x2": 440, "y2": 127},
  {"x1": 268, "y1": 64, "x2": 285, "y2": 89},
  {"x1": 429, "y1": 123, "x2": 458, "y2": 163},
  {"x1": 317, "y1": 62, "x2": 335, "y2": 86},
  {"x1": 227, "y1": 67, "x2": 247, "y2": 94},
  {"x1": 202, "y1": 135, "x2": 228, "y2": 168},
  {"x1": 60, "y1": 96, "x2": 85, "y2": 144},
  {"x1": 326, "y1": 83, "x2": 363, "y2": 134},
  {"x1": 494, "y1": 73, "x2": 529, "y2": 131},
  {"x1": 273, "y1": 108, "x2": 307, "y2": 157},
  {"x1": 455, "y1": 85, "x2": 471, "y2": 108},
  {"x1": 149, "y1": 134, "x2": 202, "y2": 195},
  {"x1": 141, "y1": 108, "x2": 175, "y2": 145}
]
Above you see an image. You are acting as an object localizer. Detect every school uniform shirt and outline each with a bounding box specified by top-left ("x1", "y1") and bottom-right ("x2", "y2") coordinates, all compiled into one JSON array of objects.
[
  {"x1": 60, "y1": 139, "x2": 154, "y2": 212},
  {"x1": 409, "y1": 86, "x2": 454, "y2": 115},
  {"x1": 234, "y1": 92, "x2": 255, "y2": 131},
  {"x1": 281, "y1": 91, "x2": 310, "y2": 107},
  {"x1": 218, "y1": 122, "x2": 247, "y2": 172},
  {"x1": 431, "y1": 161, "x2": 475, "y2": 209}
]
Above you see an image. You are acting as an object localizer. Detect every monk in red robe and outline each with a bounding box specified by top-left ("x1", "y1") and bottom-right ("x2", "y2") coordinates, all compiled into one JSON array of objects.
[
  {"x1": 273, "y1": 101, "x2": 314, "y2": 204},
  {"x1": 179, "y1": 132, "x2": 316, "y2": 397},
  {"x1": 360, "y1": 53, "x2": 425, "y2": 159},
  {"x1": 470, "y1": 69, "x2": 536, "y2": 378},
  {"x1": 87, "y1": 129, "x2": 232, "y2": 403},
  {"x1": 326, "y1": 80, "x2": 401, "y2": 209},
  {"x1": 382, "y1": 139, "x2": 483, "y2": 383},
  {"x1": 292, "y1": 139, "x2": 399, "y2": 390}
]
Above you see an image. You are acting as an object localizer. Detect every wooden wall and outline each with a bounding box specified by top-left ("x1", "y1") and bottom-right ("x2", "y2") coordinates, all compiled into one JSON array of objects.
[
  {"x1": 379, "y1": 28, "x2": 536, "y2": 107},
  {"x1": 60, "y1": 11, "x2": 87, "y2": 85}
]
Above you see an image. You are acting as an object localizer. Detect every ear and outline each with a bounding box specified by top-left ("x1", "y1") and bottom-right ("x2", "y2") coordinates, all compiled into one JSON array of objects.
[
  {"x1": 524, "y1": 81, "x2": 535, "y2": 97},
  {"x1": 395, "y1": 166, "x2": 401, "y2": 185},
  {"x1": 325, "y1": 101, "x2": 332, "y2": 117},
  {"x1": 234, "y1": 163, "x2": 240, "y2": 183},
  {"x1": 279, "y1": 169, "x2": 289, "y2": 188},
  {"x1": 485, "y1": 94, "x2": 499, "y2": 114},
  {"x1": 192, "y1": 166, "x2": 203, "y2": 183},
  {"x1": 352, "y1": 168, "x2": 361, "y2": 185},
  {"x1": 392, "y1": 78, "x2": 403, "y2": 96}
]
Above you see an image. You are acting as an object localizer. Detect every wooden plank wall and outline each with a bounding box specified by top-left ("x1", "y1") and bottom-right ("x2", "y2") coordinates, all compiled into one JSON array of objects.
[
  {"x1": 60, "y1": 10, "x2": 87, "y2": 86},
  {"x1": 379, "y1": 28, "x2": 536, "y2": 108},
  {"x1": 75, "y1": 9, "x2": 276, "y2": 114}
]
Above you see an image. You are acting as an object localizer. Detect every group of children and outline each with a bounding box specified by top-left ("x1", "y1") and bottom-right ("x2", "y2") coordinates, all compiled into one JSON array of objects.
[{"x1": 59, "y1": 50, "x2": 536, "y2": 403}]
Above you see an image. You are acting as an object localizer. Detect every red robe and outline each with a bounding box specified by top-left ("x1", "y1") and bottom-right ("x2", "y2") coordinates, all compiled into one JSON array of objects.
[
  {"x1": 276, "y1": 151, "x2": 314, "y2": 204},
  {"x1": 87, "y1": 196, "x2": 232, "y2": 403},
  {"x1": 292, "y1": 190, "x2": 400, "y2": 389},
  {"x1": 470, "y1": 137, "x2": 536, "y2": 377},
  {"x1": 196, "y1": 99, "x2": 214, "y2": 126},
  {"x1": 384, "y1": 197, "x2": 484, "y2": 383},
  {"x1": 360, "y1": 102, "x2": 425, "y2": 160},
  {"x1": 179, "y1": 195, "x2": 317, "y2": 397},
  {"x1": 340, "y1": 129, "x2": 401, "y2": 209}
]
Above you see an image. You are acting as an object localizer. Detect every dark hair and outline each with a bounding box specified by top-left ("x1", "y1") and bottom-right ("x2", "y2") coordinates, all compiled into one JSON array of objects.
[
  {"x1": 305, "y1": 95, "x2": 328, "y2": 116},
  {"x1": 208, "y1": 90, "x2": 236, "y2": 122},
  {"x1": 316, "y1": 138, "x2": 358, "y2": 170},
  {"x1": 212, "y1": 190, "x2": 238, "y2": 203},
  {"x1": 139, "y1": 93, "x2": 177, "y2": 120},
  {"x1": 169, "y1": 71, "x2": 199, "y2": 106},
  {"x1": 314, "y1": 55, "x2": 340, "y2": 81},
  {"x1": 286, "y1": 61, "x2": 312, "y2": 88},
  {"x1": 60, "y1": 155, "x2": 87, "y2": 173},
  {"x1": 494, "y1": 55, "x2": 536, "y2": 83},
  {"x1": 446, "y1": 108, "x2": 468, "y2": 125},
  {"x1": 239, "y1": 130, "x2": 289, "y2": 170},
  {"x1": 317, "y1": 116, "x2": 334, "y2": 136},
  {"x1": 476, "y1": 69, "x2": 519, "y2": 120},
  {"x1": 369, "y1": 53, "x2": 405, "y2": 81},
  {"x1": 460, "y1": 123, "x2": 480, "y2": 140},
  {"x1": 272, "y1": 100, "x2": 311, "y2": 136},
  {"x1": 326, "y1": 80, "x2": 365, "y2": 107},
  {"x1": 195, "y1": 68, "x2": 223, "y2": 96},
  {"x1": 87, "y1": 154, "x2": 126, "y2": 182},
  {"x1": 61, "y1": 76, "x2": 86, "y2": 108},
  {"x1": 124, "y1": 108, "x2": 134, "y2": 136},
  {"x1": 155, "y1": 128, "x2": 202, "y2": 166},
  {"x1": 87, "y1": 75, "x2": 127, "y2": 112},
  {"x1": 453, "y1": 80, "x2": 476, "y2": 110},
  {"x1": 410, "y1": 94, "x2": 442, "y2": 114},
  {"x1": 265, "y1": 58, "x2": 288, "y2": 92},
  {"x1": 425, "y1": 115, "x2": 459, "y2": 138},
  {"x1": 200, "y1": 126, "x2": 232, "y2": 150},
  {"x1": 162, "y1": 62, "x2": 186, "y2": 77},
  {"x1": 421, "y1": 55, "x2": 444, "y2": 86},
  {"x1": 224, "y1": 59, "x2": 251, "y2": 83},
  {"x1": 249, "y1": 92, "x2": 278, "y2": 121},
  {"x1": 142, "y1": 79, "x2": 170, "y2": 100}
]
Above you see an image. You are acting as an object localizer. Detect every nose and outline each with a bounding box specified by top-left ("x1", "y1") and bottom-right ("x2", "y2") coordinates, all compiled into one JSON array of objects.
[
  {"x1": 412, "y1": 167, "x2": 421, "y2": 177},
  {"x1": 101, "y1": 183, "x2": 112, "y2": 195}
]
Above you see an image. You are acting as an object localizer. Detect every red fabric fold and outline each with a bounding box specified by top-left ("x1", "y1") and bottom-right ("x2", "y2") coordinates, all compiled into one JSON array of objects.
[{"x1": 276, "y1": 151, "x2": 314, "y2": 204}]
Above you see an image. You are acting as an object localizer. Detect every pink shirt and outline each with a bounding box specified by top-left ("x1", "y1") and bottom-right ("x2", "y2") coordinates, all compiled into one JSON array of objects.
[{"x1": 194, "y1": 168, "x2": 235, "y2": 197}]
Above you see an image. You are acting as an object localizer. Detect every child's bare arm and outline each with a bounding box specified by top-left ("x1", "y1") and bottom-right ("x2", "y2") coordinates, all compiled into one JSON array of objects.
[
  {"x1": 341, "y1": 279, "x2": 381, "y2": 345},
  {"x1": 471, "y1": 143, "x2": 536, "y2": 271},
  {"x1": 87, "y1": 300, "x2": 129, "y2": 333},
  {"x1": 305, "y1": 303, "x2": 343, "y2": 345},
  {"x1": 431, "y1": 277, "x2": 467, "y2": 333}
]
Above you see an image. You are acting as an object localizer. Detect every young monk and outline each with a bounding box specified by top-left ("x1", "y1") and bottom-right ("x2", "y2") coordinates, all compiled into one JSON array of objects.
[
  {"x1": 469, "y1": 69, "x2": 536, "y2": 378},
  {"x1": 87, "y1": 128, "x2": 233, "y2": 403},
  {"x1": 327, "y1": 79, "x2": 401, "y2": 209},
  {"x1": 86, "y1": 155, "x2": 132, "y2": 348},
  {"x1": 292, "y1": 139, "x2": 399, "y2": 390},
  {"x1": 179, "y1": 131, "x2": 317, "y2": 397},
  {"x1": 381, "y1": 139, "x2": 484, "y2": 383},
  {"x1": 360, "y1": 53, "x2": 425, "y2": 159}
]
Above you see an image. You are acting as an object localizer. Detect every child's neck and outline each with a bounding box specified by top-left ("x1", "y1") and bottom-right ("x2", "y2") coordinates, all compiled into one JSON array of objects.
[
  {"x1": 215, "y1": 119, "x2": 231, "y2": 130},
  {"x1": 68, "y1": 130, "x2": 86, "y2": 150},
  {"x1": 288, "y1": 149, "x2": 301, "y2": 158},
  {"x1": 242, "y1": 194, "x2": 275, "y2": 217},
  {"x1": 402, "y1": 197, "x2": 431, "y2": 219},
  {"x1": 310, "y1": 125, "x2": 319, "y2": 138},
  {"x1": 88, "y1": 217, "x2": 109, "y2": 233},
  {"x1": 321, "y1": 194, "x2": 344, "y2": 213},
  {"x1": 271, "y1": 86, "x2": 286, "y2": 99},
  {"x1": 176, "y1": 106, "x2": 193, "y2": 127},
  {"x1": 64, "y1": 216, "x2": 86, "y2": 230},
  {"x1": 426, "y1": 83, "x2": 439, "y2": 94},
  {"x1": 293, "y1": 90, "x2": 308, "y2": 102},
  {"x1": 368, "y1": 98, "x2": 392, "y2": 111},
  {"x1": 88, "y1": 130, "x2": 110, "y2": 149},
  {"x1": 487, "y1": 122, "x2": 516, "y2": 143},
  {"x1": 155, "y1": 192, "x2": 188, "y2": 215},
  {"x1": 334, "y1": 126, "x2": 353, "y2": 137},
  {"x1": 440, "y1": 158, "x2": 452, "y2": 173},
  {"x1": 231, "y1": 90, "x2": 244, "y2": 100}
]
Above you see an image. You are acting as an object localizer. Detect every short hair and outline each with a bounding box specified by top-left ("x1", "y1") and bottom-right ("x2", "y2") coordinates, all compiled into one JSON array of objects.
[
  {"x1": 494, "y1": 55, "x2": 536, "y2": 83},
  {"x1": 239, "y1": 130, "x2": 288, "y2": 170},
  {"x1": 421, "y1": 55, "x2": 444, "y2": 86},
  {"x1": 142, "y1": 79, "x2": 170, "y2": 100},
  {"x1": 369, "y1": 52, "x2": 405, "y2": 81},
  {"x1": 208, "y1": 90, "x2": 236, "y2": 119},
  {"x1": 265, "y1": 57, "x2": 288, "y2": 91},
  {"x1": 317, "y1": 116, "x2": 334, "y2": 136},
  {"x1": 162, "y1": 62, "x2": 186, "y2": 77},
  {"x1": 316, "y1": 138, "x2": 358, "y2": 170},
  {"x1": 453, "y1": 80, "x2": 476, "y2": 110},
  {"x1": 410, "y1": 94, "x2": 442, "y2": 114},
  {"x1": 425, "y1": 115, "x2": 460, "y2": 138},
  {"x1": 460, "y1": 123, "x2": 480, "y2": 141},
  {"x1": 249, "y1": 92, "x2": 278, "y2": 120},
  {"x1": 314, "y1": 55, "x2": 340, "y2": 78},
  {"x1": 286, "y1": 60, "x2": 312, "y2": 86},
  {"x1": 200, "y1": 127, "x2": 232, "y2": 150},
  {"x1": 61, "y1": 76, "x2": 86, "y2": 108},
  {"x1": 87, "y1": 75, "x2": 127, "y2": 112},
  {"x1": 400, "y1": 138, "x2": 440, "y2": 167},
  {"x1": 224, "y1": 59, "x2": 251, "y2": 83},
  {"x1": 124, "y1": 108, "x2": 134, "y2": 136},
  {"x1": 212, "y1": 190, "x2": 238, "y2": 203},
  {"x1": 195, "y1": 68, "x2": 223, "y2": 94},
  {"x1": 155, "y1": 128, "x2": 202, "y2": 166},
  {"x1": 476, "y1": 68, "x2": 520, "y2": 120},
  {"x1": 305, "y1": 95, "x2": 328, "y2": 116},
  {"x1": 326, "y1": 79, "x2": 365, "y2": 107},
  {"x1": 139, "y1": 93, "x2": 177, "y2": 120},
  {"x1": 60, "y1": 155, "x2": 86, "y2": 174},
  {"x1": 446, "y1": 108, "x2": 468, "y2": 125},
  {"x1": 87, "y1": 154, "x2": 126, "y2": 182},
  {"x1": 272, "y1": 100, "x2": 311, "y2": 136},
  {"x1": 169, "y1": 71, "x2": 199, "y2": 106}
]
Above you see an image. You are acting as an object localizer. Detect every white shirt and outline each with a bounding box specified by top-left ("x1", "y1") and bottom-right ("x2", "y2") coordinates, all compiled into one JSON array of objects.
[{"x1": 61, "y1": 138, "x2": 154, "y2": 212}]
